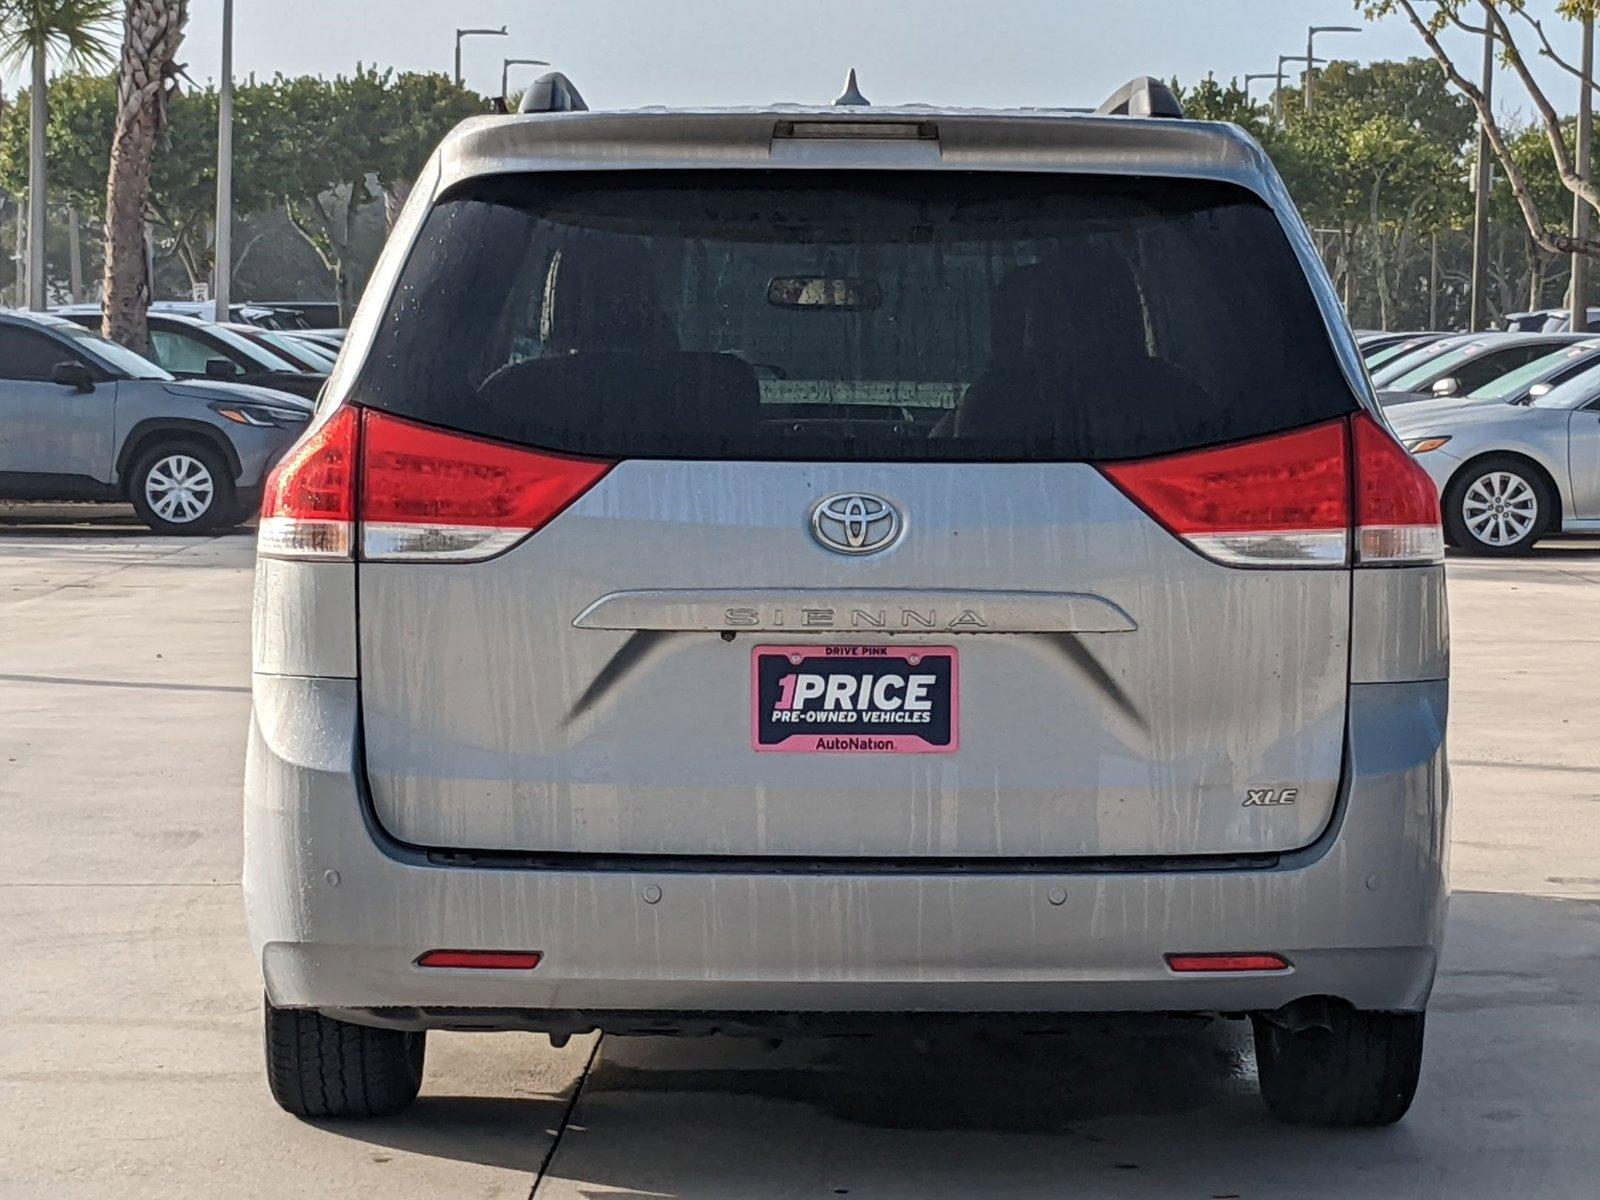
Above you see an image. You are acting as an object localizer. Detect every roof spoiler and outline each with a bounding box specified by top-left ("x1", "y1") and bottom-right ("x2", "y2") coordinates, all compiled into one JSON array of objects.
[
  {"x1": 518, "y1": 71, "x2": 589, "y2": 114},
  {"x1": 1094, "y1": 76, "x2": 1184, "y2": 119}
]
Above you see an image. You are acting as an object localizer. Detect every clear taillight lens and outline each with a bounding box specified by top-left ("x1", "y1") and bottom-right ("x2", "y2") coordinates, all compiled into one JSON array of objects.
[{"x1": 257, "y1": 407, "x2": 615, "y2": 563}]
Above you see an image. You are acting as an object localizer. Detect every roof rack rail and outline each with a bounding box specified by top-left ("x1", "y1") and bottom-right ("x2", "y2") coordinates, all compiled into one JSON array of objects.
[
  {"x1": 518, "y1": 71, "x2": 589, "y2": 114},
  {"x1": 1094, "y1": 76, "x2": 1184, "y2": 119}
]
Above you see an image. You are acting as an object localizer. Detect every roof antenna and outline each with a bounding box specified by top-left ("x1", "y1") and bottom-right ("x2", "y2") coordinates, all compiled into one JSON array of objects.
[{"x1": 833, "y1": 68, "x2": 869, "y2": 106}]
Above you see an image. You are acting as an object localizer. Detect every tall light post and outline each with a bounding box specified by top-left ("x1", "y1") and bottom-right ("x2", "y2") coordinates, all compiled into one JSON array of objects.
[
  {"x1": 1241, "y1": 73, "x2": 1276, "y2": 129},
  {"x1": 501, "y1": 57, "x2": 549, "y2": 107},
  {"x1": 1305, "y1": 25, "x2": 1361, "y2": 112},
  {"x1": 1572, "y1": 15, "x2": 1594, "y2": 333},
  {"x1": 1274, "y1": 54, "x2": 1325, "y2": 128},
  {"x1": 213, "y1": 0, "x2": 234, "y2": 322},
  {"x1": 454, "y1": 26, "x2": 508, "y2": 88}
]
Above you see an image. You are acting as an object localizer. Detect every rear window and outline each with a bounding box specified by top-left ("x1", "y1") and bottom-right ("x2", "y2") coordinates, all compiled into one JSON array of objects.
[
  {"x1": 355, "y1": 171, "x2": 1358, "y2": 461},
  {"x1": 1387, "y1": 342, "x2": 1558, "y2": 394},
  {"x1": 1469, "y1": 341, "x2": 1600, "y2": 400}
]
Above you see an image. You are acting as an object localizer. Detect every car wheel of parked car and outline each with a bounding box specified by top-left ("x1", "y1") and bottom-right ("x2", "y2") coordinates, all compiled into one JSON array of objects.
[
  {"x1": 264, "y1": 997, "x2": 425, "y2": 1119},
  {"x1": 1442, "y1": 456, "x2": 1552, "y2": 556},
  {"x1": 1252, "y1": 1006, "x2": 1424, "y2": 1127},
  {"x1": 128, "y1": 442, "x2": 240, "y2": 534}
]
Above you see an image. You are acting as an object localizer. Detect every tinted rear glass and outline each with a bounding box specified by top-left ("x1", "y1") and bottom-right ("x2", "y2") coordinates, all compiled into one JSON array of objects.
[
  {"x1": 356, "y1": 171, "x2": 1358, "y2": 461},
  {"x1": 1468, "y1": 341, "x2": 1600, "y2": 400}
]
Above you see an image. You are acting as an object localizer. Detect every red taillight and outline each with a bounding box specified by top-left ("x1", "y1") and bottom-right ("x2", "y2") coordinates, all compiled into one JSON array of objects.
[
  {"x1": 1350, "y1": 410, "x2": 1445, "y2": 564},
  {"x1": 256, "y1": 406, "x2": 615, "y2": 563},
  {"x1": 1166, "y1": 952, "x2": 1290, "y2": 973},
  {"x1": 258, "y1": 405, "x2": 359, "y2": 559},
  {"x1": 360, "y1": 410, "x2": 613, "y2": 562},
  {"x1": 1099, "y1": 413, "x2": 1444, "y2": 568},
  {"x1": 416, "y1": 949, "x2": 542, "y2": 970},
  {"x1": 1100, "y1": 420, "x2": 1351, "y2": 567}
]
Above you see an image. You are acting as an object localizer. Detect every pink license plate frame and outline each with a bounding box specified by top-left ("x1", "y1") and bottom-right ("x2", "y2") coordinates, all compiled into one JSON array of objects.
[{"x1": 750, "y1": 644, "x2": 960, "y2": 754}]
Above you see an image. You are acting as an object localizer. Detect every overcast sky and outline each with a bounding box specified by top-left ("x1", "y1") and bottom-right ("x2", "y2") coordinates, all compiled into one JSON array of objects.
[{"x1": 7, "y1": 1, "x2": 1592, "y2": 120}]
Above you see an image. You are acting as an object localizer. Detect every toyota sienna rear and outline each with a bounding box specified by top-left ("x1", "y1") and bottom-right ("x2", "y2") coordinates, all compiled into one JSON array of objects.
[{"x1": 245, "y1": 75, "x2": 1449, "y2": 1128}]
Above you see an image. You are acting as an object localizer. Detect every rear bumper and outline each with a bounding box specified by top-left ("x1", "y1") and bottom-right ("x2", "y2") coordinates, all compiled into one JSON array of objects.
[{"x1": 244, "y1": 676, "x2": 1449, "y2": 1023}]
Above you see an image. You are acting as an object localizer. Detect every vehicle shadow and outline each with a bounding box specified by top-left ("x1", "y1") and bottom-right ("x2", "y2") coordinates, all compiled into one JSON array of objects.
[
  {"x1": 583, "y1": 1015, "x2": 1253, "y2": 1133},
  {"x1": 0, "y1": 502, "x2": 142, "y2": 527},
  {"x1": 311, "y1": 1094, "x2": 574, "y2": 1176},
  {"x1": 317, "y1": 895, "x2": 1600, "y2": 1198},
  {"x1": 0, "y1": 502, "x2": 257, "y2": 538},
  {"x1": 1447, "y1": 535, "x2": 1600, "y2": 562}
]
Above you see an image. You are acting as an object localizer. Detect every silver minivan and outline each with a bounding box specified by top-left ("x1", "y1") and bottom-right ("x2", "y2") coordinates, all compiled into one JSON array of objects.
[{"x1": 245, "y1": 76, "x2": 1449, "y2": 1127}]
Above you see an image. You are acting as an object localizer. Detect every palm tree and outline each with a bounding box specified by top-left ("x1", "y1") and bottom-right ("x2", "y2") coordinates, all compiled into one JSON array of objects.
[
  {"x1": 0, "y1": 0, "x2": 115, "y2": 310},
  {"x1": 103, "y1": 0, "x2": 184, "y2": 351}
]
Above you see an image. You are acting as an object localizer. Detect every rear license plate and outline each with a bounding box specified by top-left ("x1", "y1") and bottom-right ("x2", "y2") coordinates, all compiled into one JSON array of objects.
[{"x1": 751, "y1": 645, "x2": 959, "y2": 754}]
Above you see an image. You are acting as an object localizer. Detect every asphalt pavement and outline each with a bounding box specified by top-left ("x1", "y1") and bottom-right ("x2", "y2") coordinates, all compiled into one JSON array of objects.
[{"x1": 1, "y1": 515, "x2": 1597, "y2": 1198}]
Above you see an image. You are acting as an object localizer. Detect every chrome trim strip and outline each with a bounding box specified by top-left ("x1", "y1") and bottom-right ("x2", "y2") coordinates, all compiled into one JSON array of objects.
[{"x1": 572, "y1": 588, "x2": 1137, "y2": 634}]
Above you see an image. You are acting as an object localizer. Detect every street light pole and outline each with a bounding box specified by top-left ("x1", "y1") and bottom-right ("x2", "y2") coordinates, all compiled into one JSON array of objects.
[
  {"x1": 1469, "y1": 7, "x2": 1495, "y2": 332},
  {"x1": 67, "y1": 208, "x2": 82, "y2": 303},
  {"x1": 1305, "y1": 25, "x2": 1360, "y2": 112},
  {"x1": 1274, "y1": 54, "x2": 1324, "y2": 128},
  {"x1": 1572, "y1": 15, "x2": 1594, "y2": 333},
  {"x1": 213, "y1": 0, "x2": 234, "y2": 323},
  {"x1": 1243, "y1": 72, "x2": 1276, "y2": 103},
  {"x1": 454, "y1": 26, "x2": 508, "y2": 87},
  {"x1": 501, "y1": 57, "x2": 550, "y2": 107}
]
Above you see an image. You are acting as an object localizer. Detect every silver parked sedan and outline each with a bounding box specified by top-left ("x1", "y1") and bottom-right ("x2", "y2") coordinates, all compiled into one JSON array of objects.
[{"x1": 1390, "y1": 363, "x2": 1600, "y2": 554}]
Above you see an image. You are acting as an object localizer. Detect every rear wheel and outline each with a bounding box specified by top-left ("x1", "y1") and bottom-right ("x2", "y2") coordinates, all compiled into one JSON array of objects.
[
  {"x1": 1252, "y1": 1006, "x2": 1424, "y2": 1127},
  {"x1": 1442, "y1": 456, "x2": 1551, "y2": 556},
  {"x1": 263, "y1": 996, "x2": 425, "y2": 1119},
  {"x1": 127, "y1": 441, "x2": 242, "y2": 534}
]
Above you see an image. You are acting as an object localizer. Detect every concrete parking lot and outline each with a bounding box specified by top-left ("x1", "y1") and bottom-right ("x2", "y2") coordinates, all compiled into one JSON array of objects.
[{"x1": 2, "y1": 511, "x2": 1598, "y2": 1198}]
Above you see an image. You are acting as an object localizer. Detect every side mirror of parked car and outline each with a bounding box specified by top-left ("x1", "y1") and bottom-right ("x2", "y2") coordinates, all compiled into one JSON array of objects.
[
  {"x1": 1431, "y1": 376, "x2": 1460, "y2": 398},
  {"x1": 51, "y1": 361, "x2": 95, "y2": 393},
  {"x1": 204, "y1": 358, "x2": 237, "y2": 379}
]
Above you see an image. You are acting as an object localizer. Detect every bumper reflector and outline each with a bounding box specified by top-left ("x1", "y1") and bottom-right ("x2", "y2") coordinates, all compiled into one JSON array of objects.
[
  {"x1": 1165, "y1": 952, "x2": 1290, "y2": 973},
  {"x1": 416, "y1": 950, "x2": 543, "y2": 970}
]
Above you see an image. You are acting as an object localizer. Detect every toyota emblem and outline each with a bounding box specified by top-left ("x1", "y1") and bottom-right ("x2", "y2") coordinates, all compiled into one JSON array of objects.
[{"x1": 810, "y1": 493, "x2": 903, "y2": 555}]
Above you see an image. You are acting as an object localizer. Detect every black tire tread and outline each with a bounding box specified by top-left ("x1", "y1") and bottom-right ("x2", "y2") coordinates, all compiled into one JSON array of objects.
[
  {"x1": 1253, "y1": 1006, "x2": 1424, "y2": 1127},
  {"x1": 264, "y1": 998, "x2": 424, "y2": 1119}
]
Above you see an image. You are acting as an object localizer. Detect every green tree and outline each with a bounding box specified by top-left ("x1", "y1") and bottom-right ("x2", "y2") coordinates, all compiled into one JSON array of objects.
[
  {"x1": 0, "y1": 0, "x2": 113, "y2": 307},
  {"x1": 1257, "y1": 58, "x2": 1472, "y2": 327},
  {"x1": 0, "y1": 72, "x2": 271, "y2": 292},
  {"x1": 2, "y1": 64, "x2": 486, "y2": 315},
  {"x1": 1171, "y1": 73, "x2": 1271, "y2": 139},
  {"x1": 1365, "y1": 0, "x2": 1600, "y2": 262},
  {"x1": 258, "y1": 65, "x2": 484, "y2": 320}
]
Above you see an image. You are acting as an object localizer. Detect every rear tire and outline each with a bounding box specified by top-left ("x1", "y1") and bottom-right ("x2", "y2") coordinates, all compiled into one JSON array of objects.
[
  {"x1": 1442, "y1": 456, "x2": 1551, "y2": 556},
  {"x1": 1252, "y1": 1006, "x2": 1424, "y2": 1127},
  {"x1": 264, "y1": 996, "x2": 425, "y2": 1119},
  {"x1": 127, "y1": 440, "x2": 240, "y2": 534}
]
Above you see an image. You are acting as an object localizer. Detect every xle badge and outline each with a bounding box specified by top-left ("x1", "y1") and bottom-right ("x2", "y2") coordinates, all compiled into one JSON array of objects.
[{"x1": 1243, "y1": 788, "x2": 1299, "y2": 807}]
